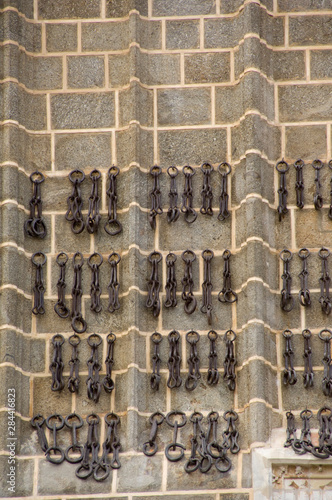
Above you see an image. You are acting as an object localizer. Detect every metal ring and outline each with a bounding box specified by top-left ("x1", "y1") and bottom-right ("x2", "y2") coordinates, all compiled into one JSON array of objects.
[
  {"x1": 319, "y1": 247, "x2": 330, "y2": 259},
  {"x1": 168, "y1": 330, "x2": 180, "y2": 342},
  {"x1": 86, "y1": 413, "x2": 100, "y2": 425},
  {"x1": 106, "y1": 332, "x2": 116, "y2": 344},
  {"x1": 300, "y1": 409, "x2": 313, "y2": 419},
  {"x1": 148, "y1": 251, "x2": 162, "y2": 264},
  {"x1": 65, "y1": 413, "x2": 83, "y2": 429},
  {"x1": 108, "y1": 165, "x2": 119, "y2": 177},
  {"x1": 93, "y1": 462, "x2": 110, "y2": 482},
  {"x1": 166, "y1": 252, "x2": 177, "y2": 264},
  {"x1": 46, "y1": 414, "x2": 65, "y2": 431},
  {"x1": 280, "y1": 249, "x2": 292, "y2": 262},
  {"x1": 294, "y1": 159, "x2": 304, "y2": 170},
  {"x1": 51, "y1": 334, "x2": 65, "y2": 346},
  {"x1": 202, "y1": 249, "x2": 214, "y2": 260},
  {"x1": 151, "y1": 332, "x2": 162, "y2": 344},
  {"x1": 200, "y1": 162, "x2": 214, "y2": 173},
  {"x1": 89, "y1": 168, "x2": 101, "y2": 180},
  {"x1": 166, "y1": 411, "x2": 187, "y2": 428},
  {"x1": 189, "y1": 411, "x2": 203, "y2": 423},
  {"x1": 31, "y1": 218, "x2": 47, "y2": 238},
  {"x1": 282, "y1": 329, "x2": 293, "y2": 339},
  {"x1": 75, "y1": 463, "x2": 93, "y2": 479},
  {"x1": 45, "y1": 446, "x2": 65, "y2": 464},
  {"x1": 218, "y1": 162, "x2": 232, "y2": 176},
  {"x1": 165, "y1": 442, "x2": 185, "y2": 462},
  {"x1": 302, "y1": 329, "x2": 311, "y2": 340},
  {"x1": 149, "y1": 411, "x2": 165, "y2": 426},
  {"x1": 71, "y1": 315, "x2": 87, "y2": 334},
  {"x1": 68, "y1": 334, "x2": 81, "y2": 347},
  {"x1": 186, "y1": 330, "x2": 200, "y2": 344},
  {"x1": 276, "y1": 160, "x2": 289, "y2": 173},
  {"x1": 298, "y1": 248, "x2": 310, "y2": 259},
  {"x1": 30, "y1": 170, "x2": 45, "y2": 184},
  {"x1": 142, "y1": 441, "x2": 158, "y2": 456},
  {"x1": 104, "y1": 219, "x2": 122, "y2": 236},
  {"x1": 88, "y1": 252, "x2": 103, "y2": 268},
  {"x1": 31, "y1": 414, "x2": 45, "y2": 428},
  {"x1": 312, "y1": 159, "x2": 324, "y2": 170},
  {"x1": 65, "y1": 444, "x2": 84, "y2": 464},
  {"x1": 167, "y1": 166, "x2": 178, "y2": 178},
  {"x1": 319, "y1": 329, "x2": 332, "y2": 341},
  {"x1": 108, "y1": 252, "x2": 121, "y2": 265},
  {"x1": 224, "y1": 329, "x2": 236, "y2": 342},
  {"x1": 181, "y1": 249, "x2": 196, "y2": 263},
  {"x1": 87, "y1": 333, "x2": 102, "y2": 348},
  {"x1": 56, "y1": 252, "x2": 68, "y2": 266},
  {"x1": 69, "y1": 169, "x2": 85, "y2": 183},
  {"x1": 31, "y1": 251, "x2": 47, "y2": 266},
  {"x1": 182, "y1": 165, "x2": 195, "y2": 176}
]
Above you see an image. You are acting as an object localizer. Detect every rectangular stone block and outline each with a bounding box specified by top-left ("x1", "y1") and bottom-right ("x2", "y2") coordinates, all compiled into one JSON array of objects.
[
  {"x1": 311, "y1": 49, "x2": 332, "y2": 80},
  {"x1": 166, "y1": 20, "x2": 200, "y2": 50},
  {"x1": 1, "y1": 329, "x2": 45, "y2": 373},
  {"x1": 0, "y1": 44, "x2": 18, "y2": 81},
  {"x1": 185, "y1": 52, "x2": 231, "y2": 84},
  {"x1": 51, "y1": 92, "x2": 115, "y2": 129},
  {"x1": 138, "y1": 52, "x2": 181, "y2": 86},
  {"x1": 153, "y1": 0, "x2": 216, "y2": 16},
  {"x1": 116, "y1": 126, "x2": 154, "y2": 168},
  {"x1": 158, "y1": 88, "x2": 211, "y2": 127},
  {"x1": 0, "y1": 83, "x2": 47, "y2": 130},
  {"x1": 0, "y1": 282, "x2": 32, "y2": 333},
  {"x1": 54, "y1": 132, "x2": 112, "y2": 171},
  {"x1": 108, "y1": 52, "x2": 130, "y2": 87},
  {"x1": 38, "y1": 0, "x2": 101, "y2": 19},
  {"x1": 237, "y1": 324, "x2": 277, "y2": 368},
  {"x1": 33, "y1": 375, "x2": 73, "y2": 415},
  {"x1": 106, "y1": 0, "x2": 148, "y2": 17},
  {"x1": 0, "y1": 456, "x2": 34, "y2": 497},
  {"x1": 46, "y1": 23, "x2": 77, "y2": 52},
  {"x1": 136, "y1": 16, "x2": 162, "y2": 50},
  {"x1": 0, "y1": 366, "x2": 30, "y2": 416},
  {"x1": 117, "y1": 455, "x2": 163, "y2": 492},
  {"x1": 82, "y1": 20, "x2": 128, "y2": 51},
  {"x1": 231, "y1": 154, "x2": 275, "y2": 206},
  {"x1": 118, "y1": 81, "x2": 153, "y2": 127},
  {"x1": 2, "y1": 0, "x2": 34, "y2": 18},
  {"x1": 18, "y1": 53, "x2": 63, "y2": 90},
  {"x1": 278, "y1": 0, "x2": 332, "y2": 10},
  {"x1": 295, "y1": 208, "x2": 332, "y2": 249},
  {"x1": 282, "y1": 370, "x2": 327, "y2": 410},
  {"x1": 133, "y1": 496, "x2": 216, "y2": 500},
  {"x1": 280, "y1": 84, "x2": 332, "y2": 123},
  {"x1": 67, "y1": 55, "x2": 104, "y2": 89},
  {"x1": 285, "y1": 125, "x2": 327, "y2": 161},
  {"x1": 237, "y1": 360, "x2": 278, "y2": 408},
  {"x1": 204, "y1": 17, "x2": 242, "y2": 49},
  {"x1": 290, "y1": 16, "x2": 332, "y2": 46},
  {"x1": 0, "y1": 246, "x2": 30, "y2": 291},
  {"x1": 0, "y1": 10, "x2": 42, "y2": 52}
]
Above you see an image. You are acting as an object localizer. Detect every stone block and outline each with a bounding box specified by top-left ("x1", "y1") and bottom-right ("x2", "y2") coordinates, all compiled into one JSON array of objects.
[
  {"x1": 159, "y1": 128, "x2": 227, "y2": 167},
  {"x1": 33, "y1": 375, "x2": 72, "y2": 415},
  {"x1": 136, "y1": 16, "x2": 162, "y2": 50},
  {"x1": 220, "y1": 0, "x2": 246, "y2": 13},
  {"x1": 54, "y1": 133, "x2": 112, "y2": 171},
  {"x1": 153, "y1": 0, "x2": 216, "y2": 16},
  {"x1": 289, "y1": 16, "x2": 332, "y2": 46},
  {"x1": 2, "y1": 0, "x2": 34, "y2": 18},
  {"x1": 158, "y1": 88, "x2": 211, "y2": 127},
  {"x1": 82, "y1": 20, "x2": 129, "y2": 51},
  {"x1": 231, "y1": 154, "x2": 275, "y2": 206},
  {"x1": 0, "y1": 366, "x2": 30, "y2": 416},
  {"x1": 285, "y1": 126, "x2": 327, "y2": 163},
  {"x1": 133, "y1": 496, "x2": 216, "y2": 500},
  {"x1": 117, "y1": 455, "x2": 163, "y2": 492},
  {"x1": 67, "y1": 56, "x2": 104, "y2": 89},
  {"x1": 295, "y1": 208, "x2": 332, "y2": 249},
  {"x1": 138, "y1": 52, "x2": 181, "y2": 86},
  {"x1": 278, "y1": 0, "x2": 332, "y2": 9},
  {"x1": 311, "y1": 50, "x2": 332, "y2": 80},
  {"x1": 166, "y1": 20, "x2": 200, "y2": 50},
  {"x1": 0, "y1": 44, "x2": 18, "y2": 81},
  {"x1": 46, "y1": 23, "x2": 77, "y2": 52},
  {"x1": 0, "y1": 246, "x2": 30, "y2": 291},
  {"x1": 0, "y1": 83, "x2": 47, "y2": 130},
  {"x1": 118, "y1": 81, "x2": 153, "y2": 127},
  {"x1": 237, "y1": 359, "x2": 278, "y2": 408},
  {"x1": 17, "y1": 52, "x2": 63, "y2": 90},
  {"x1": 185, "y1": 52, "x2": 231, "y2": 84},
  {"x1": 0, "y1": 287, "x2": 32, "y2": 333},
  {"x1": 204, "y1": 17, "x2": 242, "y2": 49},
  {"x1": 282, "y1": 371, "x2": 328, "y2": 410},
  {"x1": 0, "y1": 204, "x2": 25, "y2": 249},
  {"x1": 51, "y1": 92, "x2": 115, "y2": 129},
  {"x1": 106, "y1": 0, "x2": 148, "y2": 17},
  {"x1": 24, "y1": 213, "x2": 52, "y2": 255},
  {"x1": 242, "y1": 452, "x2": 252, "y2": 488},
  {"x1": 0, "y1": 10, "x2": 42, "y2": 52},
  {"x1": 54, "y1": 215, "x2": 93, "y2": 255},
  {"x1": 116, "y1": 126, "x2": 154, "y2": 169},
  {"x1": 279, "y1": 84, "x2": 332, "y2": 123},
  {"x1": 38, "y1": 0, "x2": 101, "y2": 19},
  {"x1": 115, "y1": 368, "x2": 166, "y2": 413},
  {"x1": 108, "y1": 52, "x2": 130, "y2": 87},
  {"x1": 0, "y1": 456, "x2": 34, "y2": 497}
]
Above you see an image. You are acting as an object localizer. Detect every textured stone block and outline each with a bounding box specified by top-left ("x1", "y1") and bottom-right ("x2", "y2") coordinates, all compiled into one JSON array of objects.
[
  {"x1": 0, "y1": 44, "x2": 18, "y2": 81},
  {"x1": 279, "y1": 84, "x2": 332, "y2": 122},
  {"x1": 285, "y1": 126, "x2": 327, "y2": 161},
  {"x1": 33, "y1": 376, "x2": 72, "y2": 415},
  {"x1": 106, "y1": 0, "x2": 148, "y2": 17},
  {"x1": 311, "y1": 50, "x2": 332, "y2": 80},
  {"x1": 0, "y1": 10, "x2": 42, "y2": 52},
  {"x1": 117, "y1": 455, "x2": 163, "y2": 492},
  {"x1": 108, "y1": 52, "x2": 130, "y2": 87},
  {"x1": 82, "y1": 20, "x2": 129, "y2": 51},
  {"x1": 0, "y1": 83, "x2": 47, "y2": 130},
  {"x1": 54, "y1": 215, "x2": 93, "y2": 255},
  {"x1": 278, "y1": 0, "x2": 332, "y2": 10},
  {"x1": 38, "y1": 0, "x2": 101, "y2": 19},
  {"x1": 46, "y1": 23, "x2": 77, "y2": 52},
  {"x1": 55, "y1": 133, "x2": 112, "y2": 171},
  {"x1": 153, "y1": 0, "x2": 216, "y2": 16},
  {"x1": 290, "y1": 16, "x2": 332, "y2": 46},
  {"x1": 2, "y1": 0, "x2": 34, "y2": 18},
  {"x1": 51, "y1": 92, "x2": 115, "y2": 129},
  {"x1": 67, "y1": 55, "x2": 104, "y2": 89},
  {"x1": 118, "y1": 81, "x2": 153, "y2": 127},
  {"x1": 158, "y1": 88, "x2": 211, "y2": 126},
  {"x1": 0, "y1": 366, "x2": 30, "y2": 416},
  {"x1": 133, "y1": 496, "x2": 216, "y2": 500},
  {"x1": 295, "y1": 208, "x2": 332, "y2": 249},
  {"x1": 138, "y1": 52, "x2": 181, "y2": 86},
  {"x1": 204, "y1": 16, "x2": 242, "y2": 49},
  {"x1": 238, "y1": 360, "x2": 278, "y2": 408},
  {"x1": 0, "y1": 246, "x2": 30, "y2": 291},
  {"x1": 136, "y1": 16, "x2": 162, "y2": 50},
  {"x1": 116, "y1": 126, "x2": 154, "y2": 168},
  {"x1": 115, "y1": 368, "x2": 166, "y2": 413},
  {"x1": 185, "y1": 52, "x2": 231, "y2": 84},
  {"x1": 0, "y1": 283, "x2": 32, "y2": 333},
  {"x1": 166, "y1": 20, "x2": 200, "y2": 50},
  {"x1": 19, "y1": 53, "x2": 63, "y2": 90},
  {"x1": 0, "y1": 456, "x2": 34, "y2": 497},
  {"x1": 282, "y1": 371, "x2": 328, "y2": 410},
  {"x1": 231, "y1": 154, "x2": 275, "y2": 205},
  {"x1": 0, "y1": 203, "x2": 25, "y2": 249},
  {"x1": 237, "y1": 323, "x2": 277, "y2": 371}
]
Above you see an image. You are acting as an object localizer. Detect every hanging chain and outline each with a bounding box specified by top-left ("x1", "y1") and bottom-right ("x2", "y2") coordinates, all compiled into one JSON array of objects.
[
  {"x1": 65, "y1": 169, "x2": 85, "y2": 234},
  {"x1": 218, "y1": 249, "x2": 238, "y2": 304},
  {"x1": 222, "y1": 410, "x2": 240, "y2": 454},
  {"x1": 224, "y1": 330, "x2": 237, "y2": 391},
  {"x1": 185, "y1": 330, "x2": 201, "y2": 391},
  {"x1": 31, "y1": 414, "x2": 49, "y2": 453},
  {"x1": 294, "y1": 159, "x2": 305, "y2": 209},
  {"x1": 319, "y1": 329, "x2": 332, "y2": 397},
  {"x1": 284, "y1": 411, "x2": 297, "y2": 448},
  {"x1": 298, "y1": 247, "x2": 311, "y2": 307},
  {"x1": 76, "y1": 414, "x2": 100, "y2": 480},
  {"x1": 181, "y1": 249, "x2": 197, "y2": 314},
  {"x1": 280, "y1": 248, "x2": 294, "y2": 312},
  {"x1": 200, "y1": 162, "x2": 214, "y2": 216},
  {"x1": 86, "y1": 334, "x2": 102, "y2": 403},
  {"x1": 201, "y1": 249, "x2": 214, "y2": 324},
  {"x1": 94, "y1": 412, "x2": 121, "y2": 481},
  {"x1": 185, "y1": 412, "x2": 212, "y2": 474},
  {"x1": 68, "y1": 334, "x2": 80, "y2": 393},
  {"x1": 54, "y1": 252, "x2": 70, "y2": 318},
  {"x1": 102, "y1": 332, "x2": 116, "y2": 393},
  {"x1": 218, "y1": 162, "x2": 231, "y2": 221},
  {"x1": 149, "y1": 165, "x2": 163, "y2": 230},
  {"x1": 45, "y1": 414, "x2": 65, "y2": 464},
  {"x1": 24, "y1": 171, "x2": 47, "y2": 238},
  {"x1": 276, "y1": 160, "x2": 289, "y2": 221},
  {"x1": 293, "y1": 409, "x2": 313, "y2": 455},
  {"x1": 312, "y1": 407, "x2": 332, "y2": 459},
  {"x1": 88, "y1": 252, "x2": 103, "y2": 313},
  {"x1": 32, "y1": 251, "x2": 46, "y2": 315},
  {"x1": 71, "y1": 252, "x2": 87, "y2": 334},
  {"x1": 86, "y1": 169, "x2": 101, "y2": 234},
  {"x1": 319, "y1": 247, "x2": 332, "y2": 315},
  {"x1": 313, "y1": 159, "x2": 324, "y2": 210},
  {"x1": 143, "y1": 411, "x2": 165, "y2": 456},
  {"x1": 206, "y1": 411, "x2": 232, "y2": 473},
  {"x1": 107, "y1": 252, "x2": 121, "y2": 313},
  {"x1": 64, "y1": 413, "x2": 84, "y2": 464},
  {"x1": 167, "y1": 329, "x2": 182, "y2": 389},
  {"x1": 165, "y1": 252, "x2": 177, "y2": 308},
  {"x1": 105, "y1": 166, "x2": 122, "y2": 235},
  {"x1": 282, "y1": 329, "x2": 297, "y2": 386},
  {"x1": 329, "y1": 160, "x2": 332, "y2": 219},
  {"x1": 167, "y1": 166, "x2": 180, "y2": 222},
  {"x1": 165, "y1": 411, "x2": 187, "y2": 462},
  {"x1": 302, "y1": 329, "x2": 314, "y2": 389},
  {"x1": 146, "y1": 251, "x2": 162, "y2": 317},
  {"x1": 207, "y1": 330, "x2": 219, "y2": 385},
  {"x1": 151, "y1": 332, "x2": 162, "y2": 391},
  {"x1": 181, "y1": 165, "x2": 197, "y2": 223},
  {"x1": 50, "y1": 334, "x2": 65, "y2": 392}
]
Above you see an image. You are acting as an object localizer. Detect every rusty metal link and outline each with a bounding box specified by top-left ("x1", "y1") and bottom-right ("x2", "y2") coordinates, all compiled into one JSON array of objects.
[
  {"x1": 207, "y1": 330, "x2": 219, "y2": 385},
  {"x1": 68, "y1": 334, "x2": 80, "y2": 393},
  {"x1": 276, "y1": 160, "x2": 289, "y2": 221},
  {"x1": 65, "y1": 169, "x2": 85, "y2": 234},
  {"x1": 165, "y1": 252, "x2": 177, "y2": 308},
  {"x1": 86, "y1": 169, "x2": 101, "y2": 234},
  {"x1": 319, "y1": 247, "x2": 332, "y2": 315},
  {"x1": 201, "y1": 249, "x2": 214, "y2": 324},
  {"x1": 146, "y1": 251, "x2": 162, "y2": 317},
  {"x1": 24, "y1": 171, "x2": 47, "y2": 238},
  {"x1": 31, "y1": 414, "x2": 49, "y2": 453},
  {"x1": 54, "y1": 252, "x2": 70, "y2": 319},
  {"x1": 94, "y1": 413, "x2": 121, "y2": 481},
  {"x1": 222, "y1": 410, "x2": 240, "y2": 454},
  {"x1": 165, "y1": 411, "x2": 187, "y2": 462},
  {"x1": 280, "y1": 249, "x2": 294, "y2": 312},
  {"x1": 282, "y1": 330, "x2": 297, "y2": 386},
  {"x1": 32, "y1": 251, "x2": 46, "y2": 315},
  {"x1": 292, "y1": 409, "x2": 313, "y2": 455},
  {"x1": 86, "y1": 334, "x2": 102, "y2": 403},
  {"x1": 218, "y1": 162, "x2": 231, "y2": 221},
  {"x1": 200, "y1": 162, "x2": 214, "y2": 216},
  {"x1": 181, "y1": 165, "x2": 197, "y2": 223},
  {"x1": 64, "y1": 413, "x2": 84, "y2": 464},
  {"x1": 50, "y1": 334, "x2": 65, "y2": 392},
  {"x1": 218, "y1": 249, "x2": 238, "y2": 304},
  {"x1": 224, "y1": 330, "x2": 237, "y2": 391},
  {"x1": 88, "y1": 252, "x2": 103, "y2": 313},
  {"x1": 151, "y1": 332, "x2": 162, "y2": 391},
  {"x1": 149, "y1": 165, "x2": 163, "y2": 230},
  {"x1": 167, "y1": 166, "x2": 180, "y2": 222},
  {"x1": 102, "y1": 332, "x2": 116, "y2": 393},
  {"x1": 107, "y1": 252, "x2": 121, "y2": 313},
  {"x1": 45, "y1": 414, "x2": 65, "y2": 464},
  {"x1": 185, "y1": 330, "x2": 201, "y2": 391},
  {"x1": 298, "y1": 248, "x2": 311, "y2": 307},
  {"x1": 294, "y1": 159, "x2": 305, "y2": 209},
  {"x1": 76, "y1": 414, "x2": 100, "y2": 479},
  {"x1": 313, "y1": 159, "x2": 324, "y2": 210},
  {"x1": 143, "y1": 411, "x2": 165, "y2": 456},
  {"x1": 284, "y1": 411, "x2": 297, "y2": 448},
  {"x1": 181, "y1": 249, "x2": 197, "y2": 314},
  {"x1": 185, "y1": 412, "x2": 211, "y2": 474},
  {"x1": 329, "y1": 160, "x2": 332, "y2": 219},
  {"x1": 302, "y1": 329, "x2": 314, "y2": 389},
  {"x1": 167, "y1": 330, "x2": 182, "y2": 389},
  {"x1": 105, "y1": 166, "x2": 122, "y2": 236},
  {"x1": 312, "y1": 407, "x2": 332, "y2": 459},
  {"x1": 71, "y1": 252, "x2": 87, "y2": 334},
  {"x1": 319, "y1": 329, "x2": 332, "y2": 397},
  {"x1": 206, "y1": 411, "x2": 232, "y2": 473}
]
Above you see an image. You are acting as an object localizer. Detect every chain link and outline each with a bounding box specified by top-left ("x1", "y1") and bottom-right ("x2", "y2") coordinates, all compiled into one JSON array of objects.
[
  {"x1": 65, "y1": 169, "x2": 85, "y2": 234},
  {"x1": 32, "y1": 251, "x2": 46, "y2": 315},
  {"x1": 86, "y1": 169, "x2": 101, "y2": 233},
  {"x1": 24, "y1": 171, "x2": 47, "y2": 238}
]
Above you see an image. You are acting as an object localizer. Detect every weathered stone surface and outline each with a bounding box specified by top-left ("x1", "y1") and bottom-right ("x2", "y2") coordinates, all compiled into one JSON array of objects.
[
  {"x1": 166, "y1": 20, "x2": 200, "y2": 50},
  {"x1": 46, "y1": 23, "x2": 77, "y2": 52},
  {"x1": 38, "y1": 0, "x2": 101, "y2": 19},
  {"x1": 67, "y1": 55, "x2": 105, "y2": 89},
  {"x1": 82, "y1": 20, "x2": 129, "y2": 51}
]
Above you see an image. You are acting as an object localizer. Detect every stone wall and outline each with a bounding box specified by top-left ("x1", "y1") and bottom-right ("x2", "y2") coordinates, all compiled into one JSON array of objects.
[{"x1": 1, "y1": 0, "x2": 332, "y2": 498}]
